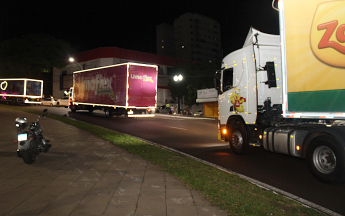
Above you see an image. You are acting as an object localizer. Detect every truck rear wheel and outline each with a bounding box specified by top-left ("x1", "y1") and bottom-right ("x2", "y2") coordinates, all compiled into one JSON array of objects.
[
  {"x1": 307, "y1": 135, "x2": 345, "y2": 184},
  {"x1": 229, "y1": 124, "x2": 248, "y2": 154},
  {"x1": 105, "y1": 108, "x2": 113, "y2": 118}
]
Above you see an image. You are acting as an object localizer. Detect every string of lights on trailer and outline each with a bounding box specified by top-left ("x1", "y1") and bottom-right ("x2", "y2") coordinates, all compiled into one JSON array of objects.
[{"x1": 0, "y1": 78, "x2": 43, "y2": 104}]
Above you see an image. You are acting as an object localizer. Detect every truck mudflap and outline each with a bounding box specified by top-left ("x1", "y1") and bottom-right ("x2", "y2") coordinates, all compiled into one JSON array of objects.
[{"x1": 263, "y1": 128, "x2": 308, "y2": 157}]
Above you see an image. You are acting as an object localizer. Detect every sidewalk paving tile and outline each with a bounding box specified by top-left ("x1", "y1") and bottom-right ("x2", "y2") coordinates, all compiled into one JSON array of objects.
[{"x1": 0, "y1": 107, "x2": 227, "y2": 216}]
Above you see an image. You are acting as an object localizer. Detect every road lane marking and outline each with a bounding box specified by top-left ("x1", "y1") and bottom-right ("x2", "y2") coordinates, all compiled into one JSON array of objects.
[
  {"x1": 167, "y1": 126, "x2": 187, "y2": 130},
  {"x1": 155, "y1": 114, "x2": 215, "y2": 120}
]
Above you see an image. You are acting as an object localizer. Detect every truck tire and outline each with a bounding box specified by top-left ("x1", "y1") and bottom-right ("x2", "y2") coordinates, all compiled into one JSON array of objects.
[
  {"x1": 229, "y1": 124, "x2": 248, "y2": 154},
  {"x1": 70, "y1": 106, "x2": 76, "y2": 112},
  {"x1": 105, "y1": 108, "x2": 113, "y2": 118},
  {"x1": 306, "y1": 135, "x2": 345, "y2": 184}
]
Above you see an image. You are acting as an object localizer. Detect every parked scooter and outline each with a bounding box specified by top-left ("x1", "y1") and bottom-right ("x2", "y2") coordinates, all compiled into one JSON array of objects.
[{"x1": 15, "y1": 109, "x2": 51, "y2": 164}]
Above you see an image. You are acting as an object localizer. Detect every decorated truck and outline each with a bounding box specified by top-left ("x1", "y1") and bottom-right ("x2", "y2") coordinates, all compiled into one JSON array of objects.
[
  {"x1": 70, "y1": 63, "x2": 158, "y2": 117},
  {"x1": 215, "y1": 0, "x2": 345, "y2": 183},
  {"x1": 0, "y1": 78, "x2": 43, "y2": 105}
]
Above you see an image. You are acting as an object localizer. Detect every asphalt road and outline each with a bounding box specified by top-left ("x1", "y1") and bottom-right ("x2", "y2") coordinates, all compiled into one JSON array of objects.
[{"x1": 13, "y1": 105, "x2": 345, "y2": 215}]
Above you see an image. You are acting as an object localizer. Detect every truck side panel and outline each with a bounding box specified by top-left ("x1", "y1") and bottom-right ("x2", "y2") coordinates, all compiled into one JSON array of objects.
[
  {"x1": 280, "y1": 0, "x2": 345, "y2": 114},
  {"x1": 0, "y1": 80, "x2": 25, "y2": 96},
  {"x1": 128, "y1": 64, "x2": 157, "y2": 108},
  {"x1": 73, "y1": 65, "x2": 127, "y2": 106},
  {"x1": 0, "y1": 79, "x2": 43, "y2": 98},
  {"x1": 26, "y1": 80, "x2": 43, "y2": 97}
]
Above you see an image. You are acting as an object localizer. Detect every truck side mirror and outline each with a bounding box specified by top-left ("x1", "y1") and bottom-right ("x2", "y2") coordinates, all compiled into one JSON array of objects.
[{"x1": 264, "y1": 62, "x2": 277, "y2": 88}]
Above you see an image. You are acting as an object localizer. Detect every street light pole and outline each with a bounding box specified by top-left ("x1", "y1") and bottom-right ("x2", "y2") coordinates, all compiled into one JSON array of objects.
[
  {"x1": 69, "y1": 57, "x2": 83, "y2": 70},
  {"x1": 174, "y1": 74, "x2": 183, "y2": 114}
]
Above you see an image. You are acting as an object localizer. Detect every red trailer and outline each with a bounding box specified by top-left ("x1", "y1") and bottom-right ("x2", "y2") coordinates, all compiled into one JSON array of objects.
[{"x1": 70, "y1": 63, "x2": 157, "y2": 117}]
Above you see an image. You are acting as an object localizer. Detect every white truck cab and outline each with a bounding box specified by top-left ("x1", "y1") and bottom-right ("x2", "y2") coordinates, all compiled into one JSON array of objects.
[{"x1": 218, "y1": 28, "x2": 282, "y2": 130}]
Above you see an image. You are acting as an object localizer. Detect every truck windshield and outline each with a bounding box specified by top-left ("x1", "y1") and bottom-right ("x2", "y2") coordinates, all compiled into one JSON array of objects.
[{"x1": 223, "y1": 68, "x2": 233, "y2": 92}]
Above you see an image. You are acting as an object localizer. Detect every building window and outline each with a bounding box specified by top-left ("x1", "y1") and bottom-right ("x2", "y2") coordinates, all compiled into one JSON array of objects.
[
  {"x1": 158, "y1": 66, "x2": 164, "y2": 75},
  {"x1": 60, "y1": 71, "x2": 67, "y2": 91},
  {"x1": 167, "y1": 67, "x2": 173, "y2": 76}
]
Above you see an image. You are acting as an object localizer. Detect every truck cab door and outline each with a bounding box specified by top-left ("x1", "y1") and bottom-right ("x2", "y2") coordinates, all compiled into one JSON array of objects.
[{"x1": 218, "y1": 46, "x2": 257, "y2": 125}]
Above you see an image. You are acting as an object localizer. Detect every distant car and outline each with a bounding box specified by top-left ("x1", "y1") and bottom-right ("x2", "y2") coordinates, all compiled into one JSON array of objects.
[
  {"x1": 155, "y1": 105, "x2": 170, "y2": 114},
  {"x1": 41, "y1": 97, "x2": 57, "y2": 106},
  {"x1": 56, "y1": 96, "x2": 69, "y2": 107},
  {"x1": 193, "y1": 110, "x2": 203, "y2": 116}
]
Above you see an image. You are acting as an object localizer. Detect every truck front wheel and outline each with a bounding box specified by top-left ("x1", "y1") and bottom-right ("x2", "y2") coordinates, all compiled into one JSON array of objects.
[
  {"x1": 307, "y1": 135, "x2": 345, "y2": 184},
  {"x1": 229, "y1": 125, "x2": 248, "y2": 154},
  {"x1": 70, "y1": 106, "x2": 76, "y2": 112}
]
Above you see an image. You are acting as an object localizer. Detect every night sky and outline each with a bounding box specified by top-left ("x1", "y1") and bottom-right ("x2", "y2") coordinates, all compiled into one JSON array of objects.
[{"x1": 0, "y1": 0, "x2": 279, "y2": 57}]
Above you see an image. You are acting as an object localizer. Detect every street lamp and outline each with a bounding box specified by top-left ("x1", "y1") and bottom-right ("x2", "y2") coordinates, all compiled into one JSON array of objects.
[
  {"x1": 174, "y1": 74, "x2": 183, "y2": 114},
  {"x1": 69, "y1": 57, "x2": 83, "y2": 70}
]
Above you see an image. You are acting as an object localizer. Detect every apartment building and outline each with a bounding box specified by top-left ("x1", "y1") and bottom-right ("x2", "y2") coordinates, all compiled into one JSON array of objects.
[{"x1": 157, "y1": 13, "x2": 222, "y2": 65}]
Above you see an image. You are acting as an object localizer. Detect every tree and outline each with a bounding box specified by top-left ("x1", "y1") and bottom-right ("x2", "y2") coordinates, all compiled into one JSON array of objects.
[
  {"x1": 0, "y1": 34, "x2": 74, "y2": 79},
  {"x1": 168, "y1": 62, "x2": 217, "y2": 107},
  {"x1": 0, "y1": 34, "x2": 74, "y2": 97}
]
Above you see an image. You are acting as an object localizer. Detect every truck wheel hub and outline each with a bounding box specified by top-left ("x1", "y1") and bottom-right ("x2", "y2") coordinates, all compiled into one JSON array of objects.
[
  {"x1": 313, "y1": 146, "x2": 336, "y2": 174},
  {"x1": 232, "y1": 131, "x2": 243, "y2": 149}
]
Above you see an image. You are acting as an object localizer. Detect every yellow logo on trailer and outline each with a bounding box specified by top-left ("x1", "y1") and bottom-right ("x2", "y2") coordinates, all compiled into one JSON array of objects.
[
  {"x1": 284, "y1": 0, "x2": 345, "y2": 93},
  {"x1": 310, "y1": 1, "x2": 345, "y2": 68}
]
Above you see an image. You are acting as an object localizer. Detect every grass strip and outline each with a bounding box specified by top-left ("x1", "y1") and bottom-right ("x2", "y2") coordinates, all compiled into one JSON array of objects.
[{"x1": 3, "y1": 105, "x2": 324, "y2": 216}]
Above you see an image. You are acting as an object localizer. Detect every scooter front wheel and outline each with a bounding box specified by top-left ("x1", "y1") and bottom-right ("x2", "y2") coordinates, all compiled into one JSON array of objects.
[{"x1": 22, "y1": 150, "x2": 36, "y2": 164}]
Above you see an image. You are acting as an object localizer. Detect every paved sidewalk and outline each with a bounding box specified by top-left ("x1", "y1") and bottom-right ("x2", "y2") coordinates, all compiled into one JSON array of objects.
[{"x1": 0, "y1": 107, "x2": 227, "y2": 216}]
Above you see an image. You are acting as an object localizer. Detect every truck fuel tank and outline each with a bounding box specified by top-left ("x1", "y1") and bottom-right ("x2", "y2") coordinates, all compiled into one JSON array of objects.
[{"x1": 263, "y1": 128, "x2": 308, "y2": 157}]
